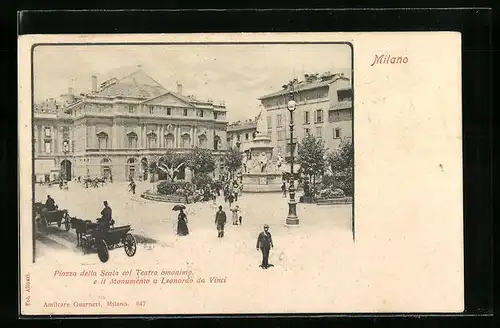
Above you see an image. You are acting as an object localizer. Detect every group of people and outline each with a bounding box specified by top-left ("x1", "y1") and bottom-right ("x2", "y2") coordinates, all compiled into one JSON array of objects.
[{"x1": 223, "y1": 179, "x2": 242, "y2": 207}]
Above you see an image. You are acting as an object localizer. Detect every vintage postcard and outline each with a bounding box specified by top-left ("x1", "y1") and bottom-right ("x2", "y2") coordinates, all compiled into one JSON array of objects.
[{"x1": 19, "y1": 32, "x2": 463, "y2": 315}]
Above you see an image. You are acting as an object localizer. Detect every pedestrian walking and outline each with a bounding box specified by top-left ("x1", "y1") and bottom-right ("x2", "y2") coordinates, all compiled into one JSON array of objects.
[
  {"x1": 230, "y1": 205, "x2": 240, "y2": 225},
  {"x1": 215, "y1": 205, "x2": 227, "y2": 238},
  {"x1": 176, "y1": 208, "x2": 189, "y2": 236},
  {"x1": 227, "y1": 193, "x2": 234, "y2": 208},
  {"x1": 281, "y1": 181, "x2": 287, "y2": 197},
  {"x1": 256, "y1": 224, "x2": 274, "y2": 269},
  {"x1": 212, "y1": 189, "x2": 217, "y2": 205}
]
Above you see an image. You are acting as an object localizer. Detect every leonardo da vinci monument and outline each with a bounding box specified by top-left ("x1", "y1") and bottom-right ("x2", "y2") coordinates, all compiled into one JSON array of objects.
[{"x1": 241, "y1": 109, "x2": 283, "y2": 192}]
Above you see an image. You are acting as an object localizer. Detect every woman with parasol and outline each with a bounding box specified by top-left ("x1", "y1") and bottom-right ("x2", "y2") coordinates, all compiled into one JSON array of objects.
[{"x1": 173, "y1": 204, "x2": 189, "y2": 236}]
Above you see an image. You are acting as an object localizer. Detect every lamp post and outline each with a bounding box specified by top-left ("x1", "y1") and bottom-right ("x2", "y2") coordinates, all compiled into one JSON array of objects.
[
  {"x1": 286, "y1": 86, "x2": 299, "y2": 225},
  {"x1": 63, "y1": 140, "x2": 69, "y2": 181}
]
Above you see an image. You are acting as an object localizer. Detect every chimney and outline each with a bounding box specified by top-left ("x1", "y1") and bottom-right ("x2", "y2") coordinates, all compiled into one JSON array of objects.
[
  {"x1": 176, "y1": 82, "x2": 183, "y2": 94},
  {"x1": 91, "y1": 75, "x2": 97, "y2": 92}
]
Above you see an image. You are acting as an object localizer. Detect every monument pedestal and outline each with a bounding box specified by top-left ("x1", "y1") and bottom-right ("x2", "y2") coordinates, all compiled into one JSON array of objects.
[{"x1": 242, "y1": 172, "x2": 282, "y2": 193}]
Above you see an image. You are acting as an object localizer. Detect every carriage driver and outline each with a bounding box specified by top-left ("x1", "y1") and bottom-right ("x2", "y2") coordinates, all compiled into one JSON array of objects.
[
  {"x1": 97, "y1": 200, "x2": 113, "y2": 235},
  {"x1": 44, "y1": 195, "x2": 56, "y2": 211}
]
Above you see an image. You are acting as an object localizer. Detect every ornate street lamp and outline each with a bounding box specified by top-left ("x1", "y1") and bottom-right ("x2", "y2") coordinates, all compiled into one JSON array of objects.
[
  {"x1": 63, "y1": 140, "x2": 69, "y2": 181},
  {"x1": 286, "y1": 84, "x2": 299, "y2": 225}
]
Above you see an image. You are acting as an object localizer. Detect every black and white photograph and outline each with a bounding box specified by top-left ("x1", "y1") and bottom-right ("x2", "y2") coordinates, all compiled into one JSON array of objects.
[{"x1": 31, "y1": 43, "x2": 354, "y2": 267}]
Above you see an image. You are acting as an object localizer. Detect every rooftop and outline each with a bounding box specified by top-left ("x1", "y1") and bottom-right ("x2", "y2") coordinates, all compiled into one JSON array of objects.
[
  {"x1": 259, "y1": 71, "x2": 350, "y2": 100},
  {"x1": 227, "y1": 117, "x2": 258, "y2": 132}
]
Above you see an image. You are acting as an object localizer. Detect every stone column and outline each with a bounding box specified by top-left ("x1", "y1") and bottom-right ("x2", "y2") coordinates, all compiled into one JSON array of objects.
[
  {"x1": 156, "y1": 125, "x2": 160, "y2": 148},
  {"x1": 176, "y1": 125, "x2": 180, "y2": 148},
  {"x1": 92, "y1": 125, "x2": 97, "y2": 148},
  {"x1": 161, "y1": 125, "x2": 165, "y2": 148},
  {"x1": 112, "y1": 122, "x2": 118, "y2": 149}
]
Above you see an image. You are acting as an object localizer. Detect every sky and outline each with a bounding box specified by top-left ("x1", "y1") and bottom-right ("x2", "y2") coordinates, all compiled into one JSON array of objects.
[{"x1": 33, "y1": 44, "x2": 352, "y2": 122}]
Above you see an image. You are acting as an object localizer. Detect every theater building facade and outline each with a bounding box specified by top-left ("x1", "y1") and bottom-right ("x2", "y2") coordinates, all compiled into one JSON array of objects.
[{"x1": 34, "y1": 69, "x2": 228, "y2": 182}]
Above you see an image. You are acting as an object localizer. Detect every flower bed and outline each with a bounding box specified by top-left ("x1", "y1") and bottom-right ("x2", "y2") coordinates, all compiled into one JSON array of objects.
[
  {"x1": 315, "y1": 188, "x2": 353, "y2": 205},
  {"x1": 140, "y1": 190, "x2": 200, "y2": 204}
]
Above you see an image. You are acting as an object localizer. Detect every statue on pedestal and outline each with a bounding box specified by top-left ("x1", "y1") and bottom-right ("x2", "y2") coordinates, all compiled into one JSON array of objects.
[{"x1": 258, "y1": 152, "x2": 268, "y2": 173}]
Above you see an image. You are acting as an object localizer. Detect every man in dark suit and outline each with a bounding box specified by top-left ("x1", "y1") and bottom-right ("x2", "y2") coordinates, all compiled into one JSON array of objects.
[
  {"x1": 256, "y1": 224, "x2": 274, "y2": 269},
  {"x1": 215, "y1": 205, "x2": 227, "y2": 238},
  {"x1": 98, "y1": 200, "x2": 113, "y2": 235},
  {"x1": 45, "y1": 195, "x2": 56, "y2": 211}
]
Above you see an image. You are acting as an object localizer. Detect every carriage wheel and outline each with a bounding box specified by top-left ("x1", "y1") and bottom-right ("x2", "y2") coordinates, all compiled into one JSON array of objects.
[
  {"x1": 123, "y1": 233, "x2": 137, "y2": 257},
  {"x1": 64, "y1": 214, "x2": 71, "y2": 231},
  {"x1": 96, "y1": 239, "x2": 109, "y2": 263}
]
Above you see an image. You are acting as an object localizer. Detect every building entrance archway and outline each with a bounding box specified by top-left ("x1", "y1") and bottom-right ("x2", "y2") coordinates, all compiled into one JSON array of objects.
[{"x1": 60, "y1": 160, "x2": 72, "y2": 180}]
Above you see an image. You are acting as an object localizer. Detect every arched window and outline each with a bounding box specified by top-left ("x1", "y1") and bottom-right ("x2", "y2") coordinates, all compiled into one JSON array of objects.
[
  {"x1": 198, "y1": 134, "x2": 207, "y2": 148},
  {"x1": 213, "y1": 135, "x2": 221, "y2": 150},
  {"x1": 126, "y1": 158, "x2": 137, "y2": 180},
  {"x1": 127, "y1": 132, "x2": 138, "y2": 149},
  {"x1": 147, "y1": 131, "x2": 157, "y2": 149},
  {"x1": 165, "y1": 133, "x2": 175, "y2": 148},
  {"x1": 181, "y1": 133, "x2": 191, "y2": 148},
  {"x1": 97, "y1": 132, "x2": 108, "y2": 150}
]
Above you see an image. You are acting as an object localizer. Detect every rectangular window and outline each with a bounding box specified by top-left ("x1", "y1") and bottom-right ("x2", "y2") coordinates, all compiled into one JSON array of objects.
[
  {"x1": 267, "y1": 116, "x2": 272, "y2": 129},
  {"x1": 128, "y1": 105, "x2": 135, "y2": 113},
  {"x1": 149, "y1": 106, "x2": 154, "y2": 114},
  {"x1": 315, "y1": 109, "x2": 323, "y2": 123},
  {"x1": 44, "y1": 127, "x2": 51, "y2": 137},
  {"x1": 346, "y1": 111, "x2": 352, "y2": 120},
  {"x1": 277, "y1": 146, "x2": 282, "y2": 155},
  {"x1": 214, "y1": 112, "x2": 218, "y2": 119},
  {"x1": 72, "y1": 140, "x2": 75, "y2": 152},
  {"x1": 277, "y1": 131, "x2": 283, "y2": 141},
  {"x1": 316, "y1": 126, "x2": 322, "y2": 138},
  {"x1": 334, "y1": 128, "x2": 341, "y2": 139},
  {"x1": 337, "y1": 89, "x2": 353, "y2": 102},
  {"x1": 304, "y1": 111, "x2": 310, "y2": 124},
  {"x1": 330, "y1": 111, "x2": 340, "y2": 122},
  {"x1": 167, "y1": 107, "x2": 171, "y2": 115},
  {"x1": 245, "y1": 133, "x2": 249, "y2": 140},
  {"x1": 183, "y1": 108, "x2": 188, "y2": 116},
  {"x1": 277, "y1": 114, "x2": 282, "y2": 127},
  {"x1": 44, "y1": 141, "x2": 51, "y2": 153},
  {"x1": 304, "y1": 128, "x2": 310, "y2": 135},
  {"x1": 199, "y1": 109, "x2": 204, "y2": 117},
  {"x1": 63, "y1": 126, "x2": 69, "y2": 138}
]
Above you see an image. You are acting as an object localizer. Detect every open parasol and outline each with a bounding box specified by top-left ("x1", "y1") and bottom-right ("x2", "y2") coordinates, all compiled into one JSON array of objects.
[{"x1": 172, "y1": 204, "x2": 186, "y2": 211}]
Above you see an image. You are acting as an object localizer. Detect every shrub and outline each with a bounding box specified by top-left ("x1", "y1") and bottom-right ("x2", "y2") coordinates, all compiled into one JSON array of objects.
[
  {"x1": 157, "y1": 180, "x2": 178, "y2": 195},
  {"x1": 318, "y1": 187, "x2": 345, "y2": 199},
  {"x1": 191, "y1": 174, "x2": 213, "y2": 189}
]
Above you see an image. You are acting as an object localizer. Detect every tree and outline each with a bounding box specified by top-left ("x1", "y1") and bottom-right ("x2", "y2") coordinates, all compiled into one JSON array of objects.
[
  {"x1": 297, "y1": 134, "x2": 327, "y2": 196},
  {"x1": 186, "y1": 147, "x2": 216, "y2": 176},
  {"x1": 224, "y1": 147, "x2": 243, "y2": 179},
  {"x1": 140, "y1": 158, "x2": 148, "y2": 181},
  {"x1": 148, "y1": 161, "x2": 158, "y2": 182},
  {"x1": 157, "y1": 149, "x2": 186, "y2": 181},
  {"x1": 325, "y1": 139, "x2": 354, "y2": 196}
]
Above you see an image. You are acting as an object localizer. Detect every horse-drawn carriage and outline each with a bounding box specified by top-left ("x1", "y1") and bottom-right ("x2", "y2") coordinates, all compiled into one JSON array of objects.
[
  {"x1": 33, "y1": 202, "x2": 71, "y2": 233},
  {"x1": 71, "y1": 218, "x2": 137, "y2": 263}
]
